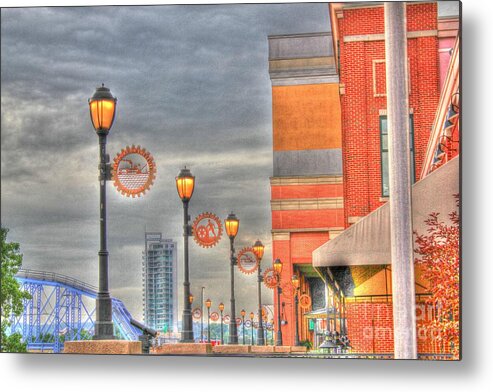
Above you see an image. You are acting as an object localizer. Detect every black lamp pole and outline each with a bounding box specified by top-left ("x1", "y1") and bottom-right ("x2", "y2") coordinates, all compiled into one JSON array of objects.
[
  {"x1": 220, "y1": 309, "x2": 224, "y2": 344},
  {"x1": 273, "y1": 258, "x2": 283, "y2": 346},
  {"x1": 89, "y1": 84, "x2": 116, "y2": 340},
  {"x1": 242, "y1": 314, "x2": 246, "y2": 344},
  {"x1": 181, "y1": 198, "x2": 193, "y2": 342},
  {"x1": 257, "y1": 267, "x2": 265, "y2": 345},
  {"x1": 276, "y1": 285, "x2": 283, "y2": 346},
  {"x1": 225, "y1": 213, "x2": 239, "y2": 345},
  {"x1": 293, "y1": 289, "x2": 301, "y2": 346},
  {"x1": 176, "y1": 167, "x2": 195, "y2": 343},
  {"x1": 207, "y1": 307, "x2": 210, "y2": 343}
]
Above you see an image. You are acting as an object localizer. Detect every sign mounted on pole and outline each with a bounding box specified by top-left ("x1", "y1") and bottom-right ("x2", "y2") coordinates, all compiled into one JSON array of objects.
[
  {"x1": 262, "y1": 267, "x2": 279, "y2": 289},
  {"x1": 210, "y1": 312, "x2": 219, "y2": 322},
  {"x1": 299, "y1": 294, "x2": 312, "y2": 310},
  {"x1": 192, "y1": 212, "x2": 223, "y2": 248},
  {"x1": 237, "y1": 247, "x2": 259, "y2": 275},
  {"x1": 112, "y1": 145, "x2": 156, "y2": 197},
  {"x1": 192, "y1": 308, "x2": 202, "y2": 320}
]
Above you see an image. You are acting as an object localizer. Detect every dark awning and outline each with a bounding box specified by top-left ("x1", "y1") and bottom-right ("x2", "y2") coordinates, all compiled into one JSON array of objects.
[{"x1": 313, "y1": 156, "x2": 459, "y2": 267}]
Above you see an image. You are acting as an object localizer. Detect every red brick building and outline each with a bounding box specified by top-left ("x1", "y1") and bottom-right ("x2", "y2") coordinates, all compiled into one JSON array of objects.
[{"x1": 268, "y1": 2, "x2": 459, "y2": 353}]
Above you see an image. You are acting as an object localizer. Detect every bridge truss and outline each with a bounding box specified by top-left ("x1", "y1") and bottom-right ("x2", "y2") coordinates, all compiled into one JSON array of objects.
[{"x1": 9, "y1": 269, "x2": 141, "y2": 353}]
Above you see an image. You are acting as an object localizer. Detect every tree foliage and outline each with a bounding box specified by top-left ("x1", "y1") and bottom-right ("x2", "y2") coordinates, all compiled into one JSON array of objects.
[
  {"x1": 1, "y1": 227, "x2": 31, "y2": 352},
  {"x1": 414, "y1": 196, "x2": 460, "y2": 358}
]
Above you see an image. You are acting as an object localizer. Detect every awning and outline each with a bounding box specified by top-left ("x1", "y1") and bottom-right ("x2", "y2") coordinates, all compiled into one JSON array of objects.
[{"x1": 313, "y1": 156, "x2": 459, "y2": 267}]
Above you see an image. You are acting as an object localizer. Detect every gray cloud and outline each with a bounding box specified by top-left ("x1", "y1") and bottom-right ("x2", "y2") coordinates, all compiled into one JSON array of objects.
[{"x1": 1, "y1": 3, "x2": 330, "y2": 320}]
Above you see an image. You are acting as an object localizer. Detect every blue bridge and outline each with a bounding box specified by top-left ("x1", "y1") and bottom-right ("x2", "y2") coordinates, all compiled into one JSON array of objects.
[{"x1": 10, "y1": 269, "x2": 141, "y2": 353}]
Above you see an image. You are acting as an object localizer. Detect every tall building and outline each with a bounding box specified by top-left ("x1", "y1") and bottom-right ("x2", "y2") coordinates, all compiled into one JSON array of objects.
[
  {"x1": 142, "y1": 232, "x2": 178, "y2": 333},
  {"x1": 268, "y1": 32, "x2": 344, "y2": 346}
]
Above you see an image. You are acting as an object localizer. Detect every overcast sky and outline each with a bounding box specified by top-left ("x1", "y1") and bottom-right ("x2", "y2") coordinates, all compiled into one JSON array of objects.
[{"x1": 1, "y1": 3, "x2": 331, "y2": 322}]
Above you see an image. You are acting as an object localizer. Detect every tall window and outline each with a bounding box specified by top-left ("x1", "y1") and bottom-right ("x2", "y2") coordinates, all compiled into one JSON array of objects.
[{"x1": 380, "y1": 115, "x2": 415, "y2": 197}]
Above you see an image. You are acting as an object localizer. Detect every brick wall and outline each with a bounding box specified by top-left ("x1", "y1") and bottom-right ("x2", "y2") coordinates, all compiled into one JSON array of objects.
[
  {"x1": 337, "y1": 3, "x2": 440, "y2": 227},
  {"x1": 346, "y1": 301, "x2": 450, "y2": 354}
]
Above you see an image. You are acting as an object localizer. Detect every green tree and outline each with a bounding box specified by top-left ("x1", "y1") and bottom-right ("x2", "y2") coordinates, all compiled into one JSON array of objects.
[{"x1": 1, "y1": 227, "x2": 31, "y2": 352}]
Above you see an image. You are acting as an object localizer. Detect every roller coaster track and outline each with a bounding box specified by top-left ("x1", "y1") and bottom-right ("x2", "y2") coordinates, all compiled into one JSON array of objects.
[{"x1": 10, "y1": 269, "x2": 141, "y2": 353}]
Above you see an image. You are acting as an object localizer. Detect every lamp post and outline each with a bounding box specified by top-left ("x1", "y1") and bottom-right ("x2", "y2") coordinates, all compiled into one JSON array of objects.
[
  {"x1": 253, "y1": 239, "x2": 266, "y2": 345},
  {"x1": 219, "y1": 302, "x2": 225, "y2": 345},
  {"x1": 176, "y1": 167, "x2": 195, "y2": 343},
  {"x1": 189, "y1": 293, "x2": 194, "y2": 341},
  {"x1": 205, "y1": 299, "x2": 212, "y2": 343},
  {"x1": 240, "y1": 309, "x2": 246, "y2": 345},
  {"x1": 225, "y1": 213, "x2": 239, "y2": 345},
  {"x1": 249, "y1": 312, "x2": 255, "y2": 344},
  {"x1": 270, "y1": 318, "x2": 275, "y2": 345},
  {"x1": 273, "y1": 258, "x2": 283, "y2": 346},
  {"x1": 88, "y1": 84, "x2": 117, "y2": 340},
  {"x1": 292, "y1": 274, "x2": 301, "y2": 346},
  {"x1": 201, "y1": 286, "x2": 205, "y2": 343}
]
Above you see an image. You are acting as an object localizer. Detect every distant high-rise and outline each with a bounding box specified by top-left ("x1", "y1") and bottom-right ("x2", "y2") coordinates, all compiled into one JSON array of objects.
[{"x1": 142, "y1": 232, "x2": 178, "y2": 333}]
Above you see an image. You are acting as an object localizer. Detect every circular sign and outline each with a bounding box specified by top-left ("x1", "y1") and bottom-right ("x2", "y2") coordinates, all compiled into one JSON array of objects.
[
  {"x1": 299, "y1": 294, "x2": 312, "y2": 309},
  {"x1": 192, "y1": 308, "x2": 202, "y2": 319},
  {"x1": 263, "y1": 268, "x2": 279, "y2": 289},
  {"x1": 237, "y1": 247, "x2": 259, "y2": 275},
  {"x1": 210, "y1": 312, "x2": 219, "y2": 322},
  {"x1": 112, "y1": 145, "x2": 156, "y2": 197},
  {"x1": 192, "y1": 212, "x2": 223, "y2": 248},
  {"x1": 236, "y1": 317, "x2": 242, "y2": 326},
  {"x1": 252, "y1": 321, "x2": 259, "y2": 328},
  {"x1": 223, "y1": 315, "x2": 231, "y2": 324},
  {"x1": 244, "y1": 320, "x2": 252, "y2": 328}
]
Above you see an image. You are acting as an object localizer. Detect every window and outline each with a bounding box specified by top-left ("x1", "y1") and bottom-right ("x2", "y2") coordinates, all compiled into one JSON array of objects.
[{"x1": 380, "y1": 115, "x2": 415, "y2": 197}]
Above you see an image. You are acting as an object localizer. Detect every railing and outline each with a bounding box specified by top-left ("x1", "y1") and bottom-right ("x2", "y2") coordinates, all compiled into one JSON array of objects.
[
  {"x1": 16, "y1": 268, "x2": 98, "y2": 296},
  {"x1": 345, "y1": 293, "x2": 433, "y2": 303}
]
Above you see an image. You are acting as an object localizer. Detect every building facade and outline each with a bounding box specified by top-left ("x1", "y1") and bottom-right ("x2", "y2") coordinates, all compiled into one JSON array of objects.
[
  {"x1": 268, "y1": 2, "x2": 459, "y2": 352},
  {"x1": 268, "y1": 32, "x2": 344, "y2": 346},
  {"x1": 142, "y1": 232, "x2": 178, "y2": 333}
]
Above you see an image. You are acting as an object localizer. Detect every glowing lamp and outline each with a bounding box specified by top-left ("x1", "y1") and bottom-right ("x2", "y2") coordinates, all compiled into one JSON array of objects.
[
  {"x1": 249, "y1": 312, "x2": 255, "y2": 321},
  {"x1": 189, "y1": 294, "x2": 194, "y2": 304},
  {"x1": 292, "y1": 274, "x2": 300, "y2": 289},
  {"x1": 175, "y1": 167, "x2": 195, "y2": 202},
  {"x1": 205, "y1": 299, "x2": 212, "y2": 309},
  {"x1": 273, "y1": 258, "x2": 283, "y2": 275},
  {"x1": 89, "y1": 84, "x2": 117, "y2": 133},
  {"x1": 253, "y1": 239, "x2": 265, "y2": 261},
  {"x1": 240, "y1": 309, "x2": 246, "y2": 317},
  {"x1": 219, "y1": 302, "x2": 225, "y2": 312},
  {"x1": 224, "y1": 212, "x2": 239, "y2": 239}
]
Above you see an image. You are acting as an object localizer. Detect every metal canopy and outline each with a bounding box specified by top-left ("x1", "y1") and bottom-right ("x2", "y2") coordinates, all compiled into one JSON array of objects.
[{"x1": 312, "y1": 156, "x2": 459, "y2": 267}]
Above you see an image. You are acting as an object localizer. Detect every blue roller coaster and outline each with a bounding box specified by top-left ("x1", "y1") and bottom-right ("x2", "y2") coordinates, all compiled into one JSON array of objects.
[{"x1": 9, "y1": 269, "x2": 141, "y2": 353}]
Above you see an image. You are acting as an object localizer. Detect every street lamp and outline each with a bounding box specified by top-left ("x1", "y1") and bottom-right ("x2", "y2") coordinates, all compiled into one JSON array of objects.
[
  {"x1": 205, "y1": 299, "x2": 212, "y2": 343},
  {"x1": 292, "y1": 274, "x2": 301, "y2": 346},
  {"x1": 189, "y1": 294, "x2": 194, "y2": 305},
  {"x1": 253, "y1": 239, "x2": 265, "y2": 345},
  {"x1": 176, "y1": 167, "x2": 195, "y2": 343},
  {"x1": 249, "y1": 312, "x2": 255, "y2": 344},
  {"x1": 219, "y1": 302, "x2": 225, "y2": 345},
  {"x1": 225, "y1": 212, "x2": 239, "y2": 345},
  {"x1": 88, "y1": 84, "x2": 117, "y2": 340},
  {"x1": 273, "y1": 258, "x2": 283, "y2": 346},
  {"x1": 240, "y1": 309, "x2": 246, "y2": 345}
]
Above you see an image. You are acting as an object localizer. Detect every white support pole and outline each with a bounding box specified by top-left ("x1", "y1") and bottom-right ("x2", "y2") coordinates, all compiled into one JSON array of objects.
[{"x1": 384, "y1": 2, "x2": 417, "y2": 359}]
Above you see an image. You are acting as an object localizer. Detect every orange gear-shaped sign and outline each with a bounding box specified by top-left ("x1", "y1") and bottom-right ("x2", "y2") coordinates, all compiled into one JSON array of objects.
[
  {"x1": 237, "y1": 247, "x2": 259, "y2": 275},
  {"x1": 112, "y1": 145, "x2": 156, "y2": 197},
  {"x1": 263, "y1": 267, "x2": 279, "y2": 290},
  {"x1": 192, "y1": 308, "x2": 202, "y2": 319},
  {"x1": 210, "y1": 312, "x2": 219, "y2": 322},
  {"x1": 299, "y1": 294, "x2": 312, "y2": 309},
  {"x1": 192, "y1": 212, "x2": 223, "y2": 248}
]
